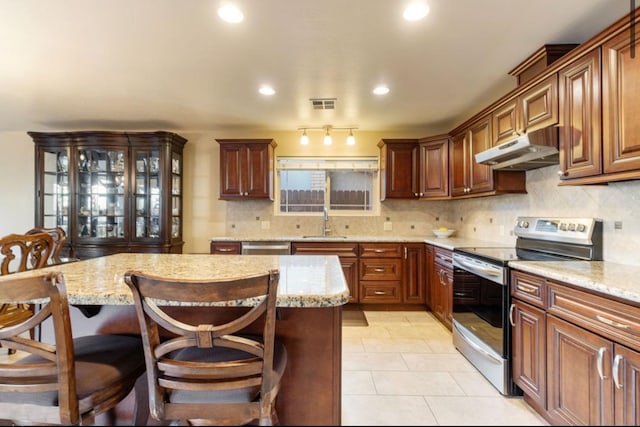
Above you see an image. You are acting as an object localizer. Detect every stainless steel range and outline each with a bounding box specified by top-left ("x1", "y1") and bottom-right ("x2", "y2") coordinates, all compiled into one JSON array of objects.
[{"x1": 451, "y1": 216, "x2": 603, "y2": 396}]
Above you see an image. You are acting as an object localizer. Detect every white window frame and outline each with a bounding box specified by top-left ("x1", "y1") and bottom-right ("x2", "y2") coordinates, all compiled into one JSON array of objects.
[{"x1": 274, "y1": 157, "x2": 380, "y2": 217}]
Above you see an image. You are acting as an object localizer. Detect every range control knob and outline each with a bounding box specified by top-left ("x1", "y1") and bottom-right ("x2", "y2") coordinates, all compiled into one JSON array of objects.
[
  {"x1": 576, "y1": 224, "x2": 586, "y2": 232},
  {"x1": 519, "y1": 220, "x2": 529, "y2": 228},
  {"x1": 568, "y1": 223, "x2": 576, "y2": 231},
  {"x1": 559, "y1": 223, "x2": 568, "y2": 231}
]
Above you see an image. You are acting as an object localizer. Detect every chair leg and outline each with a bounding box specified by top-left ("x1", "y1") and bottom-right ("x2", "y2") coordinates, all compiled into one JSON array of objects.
[{"x1": 132, "y1": 374, "x2": 150, "y2": 426}]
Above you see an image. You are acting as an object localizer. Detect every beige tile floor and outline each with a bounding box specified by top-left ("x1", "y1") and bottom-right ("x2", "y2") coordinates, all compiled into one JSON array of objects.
[{"x1": 342, "y1": 310, "x2": 550, "y2": 426}]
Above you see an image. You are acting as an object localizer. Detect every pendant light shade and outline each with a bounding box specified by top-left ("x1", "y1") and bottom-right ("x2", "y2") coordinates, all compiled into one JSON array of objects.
[
  {"x1": 346, "y1": 129, "x2": 356, "y2": 145},
  {"x1": 323, "y1": 127, "x2": 332, "y2": 145},
  {"x1": 300, "y1": 129, "x2": 309, "y2": 145}
]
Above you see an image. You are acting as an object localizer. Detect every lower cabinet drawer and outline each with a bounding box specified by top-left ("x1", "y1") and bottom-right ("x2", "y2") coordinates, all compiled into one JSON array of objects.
[
  {"x1": 359, "y1": 259, "x2": 402, "y2": 281},
  {"x1": 359, "y1": 281, "x2": 402, "y2": 303}
]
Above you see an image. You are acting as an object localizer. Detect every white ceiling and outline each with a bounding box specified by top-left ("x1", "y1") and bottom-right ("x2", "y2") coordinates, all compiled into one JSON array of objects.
[{"x1": 0, "y1": 0, "x2": 632, "y2": 134}]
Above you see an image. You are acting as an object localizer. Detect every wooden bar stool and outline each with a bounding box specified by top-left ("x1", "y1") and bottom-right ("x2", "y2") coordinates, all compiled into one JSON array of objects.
[
  {"x1": 0, "y1": 272, "x2": 147, "y2": 425},
  {"x1": 124, "y1": 268, "x2": 287, "y2": 426},
  {"x1": 0, "y1": 232, "x2": 56, "y2": 348}
]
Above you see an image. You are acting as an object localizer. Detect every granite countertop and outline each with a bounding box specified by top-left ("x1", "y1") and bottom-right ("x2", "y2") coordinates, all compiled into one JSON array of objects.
[
  {"x1": 211, "y1": 235, "x2": 501, "y2": 250},
  {"x1": 509, "y1": 260, "x2": 640, "y2": 305},
  {"x1": 0, "y1": 253, "x2": 349, "y2": 308}
]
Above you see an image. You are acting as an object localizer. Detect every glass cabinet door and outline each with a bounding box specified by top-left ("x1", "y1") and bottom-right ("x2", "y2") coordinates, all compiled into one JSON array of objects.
[
  {"x1": 41, "y1": 149, "x2": 70, "y2": 234},
  {"x1": 171, "y1": 152, "x2": 182, "y2": 239},
  {"x1": 133, "y1": 148, "x2": 162, "y2": 240},
  {"x1": 76, "y1": 148, "x2": 126, "y2": 240}
]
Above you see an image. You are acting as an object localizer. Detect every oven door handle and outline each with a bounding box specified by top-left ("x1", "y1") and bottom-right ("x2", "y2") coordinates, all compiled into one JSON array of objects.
[
  {"x1": 453, "y1": 322, "x2": 502, "y2": 365},
  {"x1": 454, "y1": 258, "x2": 501, "y2": 277}
]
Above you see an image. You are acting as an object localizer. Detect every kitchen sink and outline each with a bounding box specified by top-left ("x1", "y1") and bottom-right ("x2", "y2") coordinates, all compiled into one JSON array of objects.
[{"x1": 301, "y1": 235, "x2": 347, "y2": 239}]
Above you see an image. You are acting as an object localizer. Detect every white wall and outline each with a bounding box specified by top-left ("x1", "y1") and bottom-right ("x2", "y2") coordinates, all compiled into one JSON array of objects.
[{"x1": 2, "y1": 130, "x2": 638, "y2": 265}]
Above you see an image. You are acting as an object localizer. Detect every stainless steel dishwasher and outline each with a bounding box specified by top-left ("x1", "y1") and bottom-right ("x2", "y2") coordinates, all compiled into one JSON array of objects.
[{"x1": 240, "y1": 241, "x2": 291, "y2": 255}]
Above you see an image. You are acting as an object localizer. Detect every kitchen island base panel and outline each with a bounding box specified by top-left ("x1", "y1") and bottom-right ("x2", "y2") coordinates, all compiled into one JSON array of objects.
[{"x1": 40, "y1": 304, "x2": 343, "y2": 426}]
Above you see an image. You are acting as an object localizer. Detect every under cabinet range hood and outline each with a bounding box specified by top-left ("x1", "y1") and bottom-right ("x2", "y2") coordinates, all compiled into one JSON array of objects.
[{"x1": 474, "y1": 126, "x2": 559, "y2": 171}]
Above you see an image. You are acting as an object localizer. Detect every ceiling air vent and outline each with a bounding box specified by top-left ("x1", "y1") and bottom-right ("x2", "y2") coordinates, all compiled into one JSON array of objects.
[{"x1": 310, "y1": 98, "x2": 336, "y2": 110}]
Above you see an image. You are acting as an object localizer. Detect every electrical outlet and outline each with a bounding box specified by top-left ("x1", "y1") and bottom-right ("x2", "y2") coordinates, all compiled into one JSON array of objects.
[
  {"x1": 261, "y1": 221, "x2": 270, "y2": 230},
  {"x1": 383, "y1": 221, "x2": 393, "y2": 231}
]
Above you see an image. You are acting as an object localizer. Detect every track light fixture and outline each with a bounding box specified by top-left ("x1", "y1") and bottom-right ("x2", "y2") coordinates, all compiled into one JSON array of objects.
[{"x1": 297, "y1": 125, "x2": 358, "y2": 145}]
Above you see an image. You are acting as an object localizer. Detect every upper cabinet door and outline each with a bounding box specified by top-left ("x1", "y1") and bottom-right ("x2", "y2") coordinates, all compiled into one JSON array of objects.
[
  {"x1": 492, "y1": 74, "x2": 558, "y2": 147},
  {"x1": 558, "y1": 48, "x2": 602, "y2": 180},
  {"x1": 492, "y1": 97, "x2": 519, "y2": 147},
  {"x1": 217, "y1": 139, "x2": 276, "y2": 200},
  {"x1": 449, "y1": 131, "x2": 468, "y2": 197},
  {"x1": 378, "y1": 139, "x2": 419, "y2": 199},
  {"x1": 520, "y1": 74, "x2": 559, "y2": 133},
  {"x1": 468, "y1": 116, "x2": 494, "y2": 194},
  {"x1": 602, "y1": 29, "x2": 640, "y2": 174},
  {"x1": 417, "y1": 135, "x2": 449, "y2": 199}
]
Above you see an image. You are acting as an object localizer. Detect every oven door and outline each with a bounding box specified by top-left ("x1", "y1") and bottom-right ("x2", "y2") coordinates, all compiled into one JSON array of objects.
[{"x1": 451, "y1": 253, "x2": 519, "y2": 395}]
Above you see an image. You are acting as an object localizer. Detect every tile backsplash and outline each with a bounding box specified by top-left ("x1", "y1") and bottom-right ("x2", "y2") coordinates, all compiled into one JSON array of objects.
[{"x1": 226, "y1": 165, "x2": 640, "y2": 266}]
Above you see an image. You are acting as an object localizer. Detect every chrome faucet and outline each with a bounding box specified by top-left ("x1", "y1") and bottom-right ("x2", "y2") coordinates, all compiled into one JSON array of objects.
[{"x1": 322, "y1": 206, "x2": 330, "y2": 236}]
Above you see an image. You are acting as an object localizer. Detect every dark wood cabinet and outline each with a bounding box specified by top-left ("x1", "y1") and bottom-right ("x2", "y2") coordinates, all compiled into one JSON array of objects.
[
  {"x1": 403, "y1": 243, "x2": 426, "y2": 304},
  {"x1": 378, "y1": 139, "x2": 419, "y2": 199},
  {"x1": 558, "y1": 48, "x2": 603, "y2": 180},
  {"x1": 547, "y1": 315, "x2": 614, "y2": 425},
  {"x1": 379, "y1": 137, "x2": 449, "y2": 200},
  {"x1": 291, "y1": 241, "x2": 359, "y2": 303},
  {"x1": 492, "y1": 74, "x2": 559, "y2": 147},
  {"x1": 29, "y1": 131, "x2": 186, "y2": 259},
  {"x1": 511, "y1": 269, "x2": 640, "y2": 425},
  {"x1": 429, "y1": 245, "x2": 453, "y2": 330},
  {"x1": 602, "y1": 29, "x2": 640, "y2": 176},
  {"x1": 451, "y1": 115, "x2": 494, "y2": 197},
  {"x1": 359, "y1": 243, "x2": 403, "y2": 304},
  {"x1": 450, "y1": 115, "x2": 526, "y2": 199},
  {"x1": 216, "y1": 139, "x2": 276, "y2": 200},
  {"x1": 556, "y1": 11, "x2": 640, "y2": 185},
  {"x1": 210, "y1": 241, "x2": 241, "y2": 255},
  {"x1": 511, "y1": 271, "x2": 548, "y2": 415},
  {"x1": 417, "y1": 135, "x2": 450, "y2": 199}
]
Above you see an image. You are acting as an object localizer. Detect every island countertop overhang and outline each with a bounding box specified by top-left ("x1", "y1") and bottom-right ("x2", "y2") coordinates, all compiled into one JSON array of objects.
[{"x1": 0, "y1": 253, "x2": 350, "y2": 307}]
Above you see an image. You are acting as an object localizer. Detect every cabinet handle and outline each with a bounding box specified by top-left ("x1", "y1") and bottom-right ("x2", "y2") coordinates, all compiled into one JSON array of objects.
[
  {"x1": 509, "y1": 303, "x2": 515, "y2": 327},
  {"x1": 218, "y1": 248, "x2": 233, "y2": 252},
  {"x1": 374, "y1": 291, "x2": 386, "y2": 295},
  {"x1": 374, "y1": 268, "x2": 385, "y2": 272},
  {"x1": 597, "y1": 347, "x2": 608, "y2": 380},
  {"x1": 516, "y1": 283, "x2": 537, "y2": 294},
  {"x1": 613, "y1": 354, "x2": 623, "y2": 389},
  {"x1": 374, "y1": 249, "x2": 385, "y2": 253},
  {"x1": 596, "y1": 314, "x2": 630, "y2": 330},
  {"x1": 404, "y1": 247, "x2": 407, "y2": 259}
]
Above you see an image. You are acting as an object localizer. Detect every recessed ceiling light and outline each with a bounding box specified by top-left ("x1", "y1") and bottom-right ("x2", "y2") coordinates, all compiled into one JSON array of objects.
[
  {"x1": 403, "y1": 1, "x2": 430, "y2": 21},
  {"x1": 259, "y1": 85, "x2": 275, "y2": 96},
  {"x1": 373, "y1": 85, "x2": 390, "y2": 96},
  {"x1": 218, "y1": 2, "x2": 244, "y2": 23}
]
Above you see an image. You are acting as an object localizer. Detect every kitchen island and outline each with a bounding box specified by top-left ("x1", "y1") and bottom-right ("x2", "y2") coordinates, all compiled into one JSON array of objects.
[{"x1": 0, "y1": 253, "x2": 349, "y2": 426}]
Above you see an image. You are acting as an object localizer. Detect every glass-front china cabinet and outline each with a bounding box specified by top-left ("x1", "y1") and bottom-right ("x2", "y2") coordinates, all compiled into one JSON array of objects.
[{"x1": 29, "y1": 131, "x2": 186, "y2": 259}]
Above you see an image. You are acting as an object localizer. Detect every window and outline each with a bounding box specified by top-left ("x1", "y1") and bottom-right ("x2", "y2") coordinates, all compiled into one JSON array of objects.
[{"x1": 277, "y1": 158, "x2": 378, "y2": 215}]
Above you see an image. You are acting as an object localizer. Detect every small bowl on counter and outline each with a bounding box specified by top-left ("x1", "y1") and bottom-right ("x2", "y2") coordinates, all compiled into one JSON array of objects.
[{"x1": 432, "y1": 228, "x2": 456, "y2": 238}]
